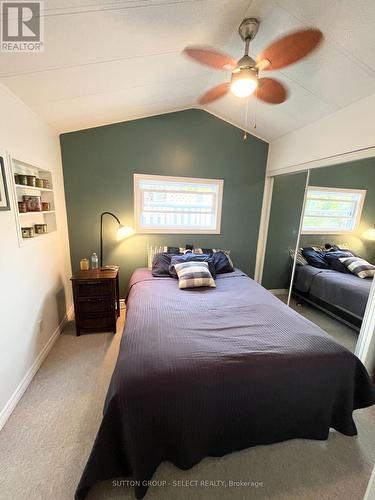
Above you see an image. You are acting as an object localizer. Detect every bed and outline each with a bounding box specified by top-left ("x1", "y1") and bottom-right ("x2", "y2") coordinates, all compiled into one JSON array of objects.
[
  {"x1": 293, "y1": 265, "x2": 373, "y2": 329},
  {"x1": 76, "y1": 268, "x2": 375, "y2": 499}
]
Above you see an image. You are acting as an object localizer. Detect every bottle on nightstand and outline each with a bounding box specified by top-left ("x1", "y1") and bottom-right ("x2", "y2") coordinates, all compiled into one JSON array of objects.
[{"x1": 91, "y1": 252, "x2": 99, "y2": 269}]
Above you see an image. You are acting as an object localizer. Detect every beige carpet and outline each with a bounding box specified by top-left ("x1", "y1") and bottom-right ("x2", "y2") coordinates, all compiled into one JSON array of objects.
[
  {"x1": 279, "y1": 294, "x2": 359, "y2": 353},
  {"x1": 0, "y1": 310, "x2": 374, "y2": 500}
]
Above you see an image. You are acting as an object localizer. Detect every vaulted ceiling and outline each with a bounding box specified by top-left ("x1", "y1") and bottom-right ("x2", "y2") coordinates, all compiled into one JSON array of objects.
[{"x1": 1, "y1": 0, "x2": 374, "y2": 141}]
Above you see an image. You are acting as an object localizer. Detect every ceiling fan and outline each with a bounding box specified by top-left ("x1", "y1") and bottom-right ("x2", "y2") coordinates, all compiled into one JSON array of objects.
[{"x1": 183, "y1": 18, "x2": 323, "y2": 105}]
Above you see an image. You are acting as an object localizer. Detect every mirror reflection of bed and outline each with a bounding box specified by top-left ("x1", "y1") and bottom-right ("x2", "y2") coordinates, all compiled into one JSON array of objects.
[{"x1": 263, "y1": 158, "x2": 375, "y2": 354}]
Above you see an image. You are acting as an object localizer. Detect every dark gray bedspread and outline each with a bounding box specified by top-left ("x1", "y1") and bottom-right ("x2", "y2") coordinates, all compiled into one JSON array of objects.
[
  {"x1": 76, "y1": 269, "x2": 375, "y2": 499},
  {"x1": 294, "y1": 265, "x2": 372, "y2": 318}
]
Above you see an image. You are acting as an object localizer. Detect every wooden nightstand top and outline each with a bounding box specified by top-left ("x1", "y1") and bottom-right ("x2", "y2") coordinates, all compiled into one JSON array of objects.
[{"x1": 71, "y1": 267, "x2": 119, "y2": 281}]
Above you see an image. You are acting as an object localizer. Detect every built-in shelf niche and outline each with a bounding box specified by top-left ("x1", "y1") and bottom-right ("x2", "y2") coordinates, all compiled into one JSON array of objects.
[{"x1": 10, "y1": 158, "x2": 57, "y2": 247}]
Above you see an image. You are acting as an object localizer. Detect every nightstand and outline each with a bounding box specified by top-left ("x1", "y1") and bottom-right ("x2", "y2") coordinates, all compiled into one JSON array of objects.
[{"x1": 71, "y1": 268, "x2": 120, "y2": 336}]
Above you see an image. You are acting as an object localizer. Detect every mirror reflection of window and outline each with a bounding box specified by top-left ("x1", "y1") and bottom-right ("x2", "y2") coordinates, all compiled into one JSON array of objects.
[{"x1": 302, "y1": 187, "x2": 366, "y2": 234}]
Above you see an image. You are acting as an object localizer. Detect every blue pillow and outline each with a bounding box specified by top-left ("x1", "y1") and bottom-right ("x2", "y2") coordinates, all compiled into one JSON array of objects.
[
  {"x1": 169, "y1": 253, "x2": 216, "y2": 279},
  {"x1": 212, "y1": 251, "x2": 234, "y2": 274},
  {"x1": 301, "y1": 247, "x2": 329, "y2": 269},
  {"x1": 152, "y1": 253, "x2": 174, "y2": 277},
  {"x1": 324, "y1": 250, "x2": 354, "y2": 273}
]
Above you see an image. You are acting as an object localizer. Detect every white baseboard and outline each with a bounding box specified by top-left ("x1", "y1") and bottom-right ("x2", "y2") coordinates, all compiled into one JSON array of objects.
[
  {"x1": 0, "y1": 305, "x2": 73, "y2": 431},
  {"x1": 269, "y1": 289, "x2": 288, "y2": 296}
]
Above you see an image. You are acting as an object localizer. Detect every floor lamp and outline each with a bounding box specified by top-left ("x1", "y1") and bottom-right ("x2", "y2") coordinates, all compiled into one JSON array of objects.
[{"x1": 100, "y1": 211, "x2": 134, "y2": 268}]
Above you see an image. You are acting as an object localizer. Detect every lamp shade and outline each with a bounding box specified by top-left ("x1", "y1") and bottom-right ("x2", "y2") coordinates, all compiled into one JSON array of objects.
[
  {"x1": 117, "y1": 225, "x2": 135, "y2": 241},
  {"x1": 362, "y1": 225, "x2": 375, "y2": 241},
  {"x1": 230, "y1": 67, "x2": 258, "y2": 98}
]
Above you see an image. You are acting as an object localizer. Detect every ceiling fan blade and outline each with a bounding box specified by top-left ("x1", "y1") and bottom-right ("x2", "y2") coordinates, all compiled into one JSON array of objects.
[
  {"x1": 198, "y1": 82, "x2": 230, "y2": 104},
  {"x1": 256, "y1": 29, "x2": 323, "y2": 71},
  {"x1": 183, "y1": 46, "x2": 237, "y2": 70},
  {"x1": 256, "y1": 78, "x2": 288, "y2": 104}
]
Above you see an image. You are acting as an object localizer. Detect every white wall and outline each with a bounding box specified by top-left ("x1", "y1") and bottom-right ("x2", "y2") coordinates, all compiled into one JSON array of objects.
[
  {"x1": 0, "y1": 83, "x2": 72, "y2": 427},
  {"x1": 267, "y1": 93, "x2": 375, "y2": 174}
]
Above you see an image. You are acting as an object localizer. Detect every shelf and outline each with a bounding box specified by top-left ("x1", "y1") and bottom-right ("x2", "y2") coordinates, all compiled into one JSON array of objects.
[
  {"x1": 15, "y1": 184, "x2": 53, "y2": 192},
  {"x1": 19, "y1": 210, "x2": 56, "y2": 216},
  {"x1": 21, "y1": 232, "x2": 53, "y2": 244},
  {"x1": 11, "y1": 157, "x2": 58, "y2": 247}
]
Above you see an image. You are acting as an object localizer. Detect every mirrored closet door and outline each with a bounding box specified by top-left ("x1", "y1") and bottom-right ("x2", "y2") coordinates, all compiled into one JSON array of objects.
[
  {"x1": 262, "y1": 170, "x2": 308, "y2": 301},
  {"x1": 287, "y1": 158, "x2": 375, "y2": 353}
]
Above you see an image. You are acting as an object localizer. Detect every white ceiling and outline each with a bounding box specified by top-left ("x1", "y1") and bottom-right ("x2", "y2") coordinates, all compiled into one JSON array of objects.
[{"x1": 1, "y1": 0, "x2": 375, "y2": 140}]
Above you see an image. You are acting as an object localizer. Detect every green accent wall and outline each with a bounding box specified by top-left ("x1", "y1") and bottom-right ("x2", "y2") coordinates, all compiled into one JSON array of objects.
[
  {"x1": 301, "y1": 158, "x2": 375, "y2": 262},
  {"x1": 262, "y1": 172, "x2": 308, "y2": 290},
  {"x1": 60, "y1": 109, "x2": 268, "y2": 296}
]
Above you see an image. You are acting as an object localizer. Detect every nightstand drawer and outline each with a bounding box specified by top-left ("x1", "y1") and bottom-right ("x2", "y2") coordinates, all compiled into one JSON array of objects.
[
  {"x1": 77, "y1": 297, "x2": 113, "y2": 313},
  {"x1": 71, "y1": 268, "x2": 119, "y2": 336},
  {"x1": 75, "y1": 280, "x2": 112, "y2": 297},
  {"x1": 79, "y1": 312, "x2": 114, "y2": 330}
]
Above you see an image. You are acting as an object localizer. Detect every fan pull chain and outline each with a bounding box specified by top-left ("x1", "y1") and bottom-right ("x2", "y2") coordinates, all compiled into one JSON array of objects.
[
  {"x1": 244, "y1": 96, "x2": 250, "y2": 140},
  {"x1": 253, "y1": 86, "x2": 258, "y2": 130}
]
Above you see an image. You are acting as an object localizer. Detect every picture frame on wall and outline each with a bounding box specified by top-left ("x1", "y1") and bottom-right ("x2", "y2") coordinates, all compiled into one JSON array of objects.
[{"x1": 0, "y1": 155, "x2": 10, "y2": 211}]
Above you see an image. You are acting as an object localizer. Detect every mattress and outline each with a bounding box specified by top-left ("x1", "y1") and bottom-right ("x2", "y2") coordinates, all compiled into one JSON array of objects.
[
  {"x1": 76, "y1": 268, "x2": 375, "y2": 499},
  {"x1": 294, "y1": 264, "x2": 372, "y2": 319}
]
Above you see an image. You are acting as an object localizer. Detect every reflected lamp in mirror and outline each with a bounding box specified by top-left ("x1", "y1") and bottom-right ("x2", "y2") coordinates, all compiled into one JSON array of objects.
[
  {"x1": 362, "y1": 225, "x2": 375, "y2": 241},
  {"x1": 100, "y1": 211, "x2": 135, "y2": 267}
]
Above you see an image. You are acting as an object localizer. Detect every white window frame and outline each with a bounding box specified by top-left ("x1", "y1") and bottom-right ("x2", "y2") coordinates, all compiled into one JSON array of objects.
[
  {"x1": 134, "y1": 173, "x2": 224, "y2": 234},
  {"x1": 301, "y1": 186, "x2": 366, "y2": 235}
]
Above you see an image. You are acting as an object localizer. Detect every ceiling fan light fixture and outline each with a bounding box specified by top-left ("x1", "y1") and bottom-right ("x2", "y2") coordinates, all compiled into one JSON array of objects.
[
  {"x1": 185, "y1": 18, "x2": 321, "y2": 106},
  {"x1": 230, "y1": 67, "x2": 258, "y2": 98}
]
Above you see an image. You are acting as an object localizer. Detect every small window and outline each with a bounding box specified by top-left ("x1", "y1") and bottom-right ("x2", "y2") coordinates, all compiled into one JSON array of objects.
[
  {"x1": 302, "y1": 186, "x2": 366, "y2": 234},
  {"x1": 134, "y1": 174, "x2": 224, "y2": 234}
]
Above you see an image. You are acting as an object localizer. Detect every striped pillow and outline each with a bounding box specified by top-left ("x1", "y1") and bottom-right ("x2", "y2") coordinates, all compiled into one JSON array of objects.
[
  {"x1": 174, "y1": 261, "x2": 216, "y2": 289},
  {"x1": 289, "y1": 248, "x2": 308, "y2": 266},
  {"x1": 339, "y1": 257, "x2": 375, "y2": 279}
]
